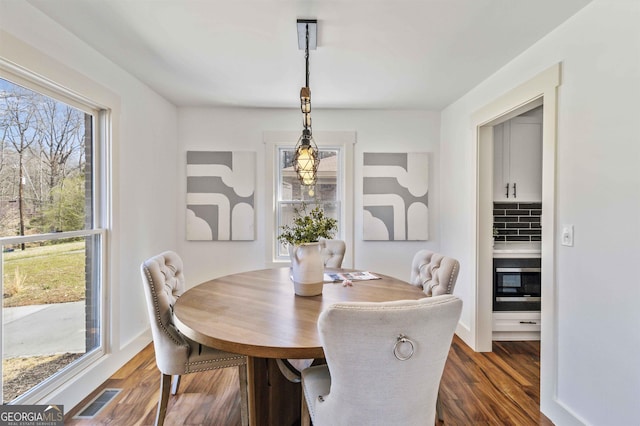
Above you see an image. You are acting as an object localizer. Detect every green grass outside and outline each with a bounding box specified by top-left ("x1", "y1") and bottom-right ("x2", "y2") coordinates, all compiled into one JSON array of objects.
[{"x1": 2, "y1": 241, "x2": 86, "y2": 307}]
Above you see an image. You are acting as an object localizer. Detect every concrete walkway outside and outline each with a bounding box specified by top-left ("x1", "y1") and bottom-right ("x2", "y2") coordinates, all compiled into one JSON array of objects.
[{"x1": 3, "y1": 301, "x2": 85, "y2": 358}]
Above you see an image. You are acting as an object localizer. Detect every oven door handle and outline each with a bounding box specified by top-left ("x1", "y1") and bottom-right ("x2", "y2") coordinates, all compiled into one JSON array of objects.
[
  {"x1": 496, "y1": 296, "x2": 541, "y2": 302},
  {"x1": 496, "y1": 267, "x2": 541, "y2": 273}
]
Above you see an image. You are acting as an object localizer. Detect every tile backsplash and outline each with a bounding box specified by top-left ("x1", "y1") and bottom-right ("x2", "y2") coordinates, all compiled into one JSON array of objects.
[{"x1": 493, "y1": 202, "x2": 542, "y2": 242}]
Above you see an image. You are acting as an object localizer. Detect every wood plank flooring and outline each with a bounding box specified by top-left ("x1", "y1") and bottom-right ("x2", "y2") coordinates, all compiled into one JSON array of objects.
[{"x1": 64, "y1": 336, "x2": 552, "y2": 425}]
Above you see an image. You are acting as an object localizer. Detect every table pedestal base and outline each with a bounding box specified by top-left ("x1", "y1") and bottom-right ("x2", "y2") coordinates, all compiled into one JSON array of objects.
[{"x1": 247, "y1": 357, "x2": 301, "y2": 426}]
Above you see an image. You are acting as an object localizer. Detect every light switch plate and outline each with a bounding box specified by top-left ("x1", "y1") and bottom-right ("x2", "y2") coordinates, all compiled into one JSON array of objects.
[{"x1": 561, "y1": 225, "x2": 574, "y2": 246}]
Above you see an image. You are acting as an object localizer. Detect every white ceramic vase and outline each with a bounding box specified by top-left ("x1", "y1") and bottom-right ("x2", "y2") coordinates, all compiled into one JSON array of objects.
[{"x1": 290, "y1": 242, "x2": 324, "y2": 296}]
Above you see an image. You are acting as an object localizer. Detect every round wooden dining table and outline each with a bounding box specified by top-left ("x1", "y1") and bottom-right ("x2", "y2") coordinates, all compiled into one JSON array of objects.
[{"x1": 173, "y1": 267, "x2": 426, "y2": 426}]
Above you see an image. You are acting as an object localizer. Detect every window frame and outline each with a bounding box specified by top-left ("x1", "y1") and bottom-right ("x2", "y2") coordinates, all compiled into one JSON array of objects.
[
  {"x1": 0, "y1": 62, "x2": 111, "y2": 404},
  {"x1": 264, "y1": 131, "x2": 356, "y2": 267},
  {"x1": 275, "y1": 145, "x2": 343, "y2": 260}
]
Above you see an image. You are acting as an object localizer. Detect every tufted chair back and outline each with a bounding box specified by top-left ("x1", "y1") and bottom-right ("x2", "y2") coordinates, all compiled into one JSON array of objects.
[
  {"x1": 319, "y1": 239, "x2": 346, "y2": 268},
  {"x1": 301, "y1": 295, "x2": 463, "y2": 425},
  {"x1": 409, "y1": 249, "x2": 460, "y2": 297},
  {"x1": 141, "y1": 251, "x2": 191, "y2": 374}
]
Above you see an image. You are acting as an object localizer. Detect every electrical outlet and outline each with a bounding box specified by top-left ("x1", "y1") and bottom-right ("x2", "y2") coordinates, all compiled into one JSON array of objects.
[{"x1": 561, "y1": 225, "x2": 574, "y2": 246}]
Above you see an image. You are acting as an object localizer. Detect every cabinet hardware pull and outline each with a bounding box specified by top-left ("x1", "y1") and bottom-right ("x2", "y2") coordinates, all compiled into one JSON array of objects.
[
  {"x1": 505, "y1": 183, "x2": 510, "y2": 199},
  {"x1": 519, "y1": 321, "x2": 537, "y2": 324},
  {"x1": 513, "y1": 182, "x2": 517, "y2": 198}
]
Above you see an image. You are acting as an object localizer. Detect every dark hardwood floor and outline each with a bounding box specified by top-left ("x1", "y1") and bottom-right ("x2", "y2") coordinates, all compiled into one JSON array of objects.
[
  {"x1": 64, "y1": 336, "x2": 552, "y2": 425},
  {"x1": 438, "y1": 338, "x2": 553, "y2": 425}
]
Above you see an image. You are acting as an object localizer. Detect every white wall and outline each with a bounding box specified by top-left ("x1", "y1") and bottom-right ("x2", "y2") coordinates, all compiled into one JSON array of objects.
[
  {"x1": 0, "y1": 1, "x2": 178, "y2": 409},
  {"x1": 177, "y1": 108, "x2": 441, "y2": 284},
  {"x1": 440, "y1": 1, "x2": 640, "y2": 424}
]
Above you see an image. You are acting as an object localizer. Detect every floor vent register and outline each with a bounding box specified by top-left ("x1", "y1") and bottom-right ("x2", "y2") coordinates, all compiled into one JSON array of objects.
[{"x1": 73, "y1": 388, "x2": 121, "y2": 419}]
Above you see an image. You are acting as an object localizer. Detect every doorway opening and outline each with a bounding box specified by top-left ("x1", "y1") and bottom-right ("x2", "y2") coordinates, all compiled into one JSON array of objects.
[
  {"x1": 471, "y1": 63, "x2": 560, "y2": 416},
  {"x1": 481, "y1": 100, "x2": 543, "y2": 343}
]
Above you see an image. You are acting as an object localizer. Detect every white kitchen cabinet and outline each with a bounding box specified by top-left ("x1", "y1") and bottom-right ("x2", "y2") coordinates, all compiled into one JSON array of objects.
[
  {"x1": 492, "y1": 311, "x2": 540, "y2": 341},
  {"x1": 493, "y1": 111, "x2": 542, "y2": 202}
]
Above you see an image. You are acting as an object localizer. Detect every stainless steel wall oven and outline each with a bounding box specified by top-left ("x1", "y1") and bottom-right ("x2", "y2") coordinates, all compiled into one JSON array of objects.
[{"x1": 493, "y1": 257, "x2": 541, "y2": 311}]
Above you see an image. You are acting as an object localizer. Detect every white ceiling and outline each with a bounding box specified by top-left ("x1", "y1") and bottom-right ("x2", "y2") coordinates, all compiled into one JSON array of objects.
[{"x1": 27, "y1": 0, "x2": 592, "y2": 110}]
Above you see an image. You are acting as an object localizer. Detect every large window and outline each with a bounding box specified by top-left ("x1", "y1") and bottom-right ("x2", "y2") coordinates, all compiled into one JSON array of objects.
[
  {"x1": 275, "y1": 147, "x2": 342, "y2": 260},
  {"x1": 0, "y1": 76, "x2": 106, "y2": 403}
]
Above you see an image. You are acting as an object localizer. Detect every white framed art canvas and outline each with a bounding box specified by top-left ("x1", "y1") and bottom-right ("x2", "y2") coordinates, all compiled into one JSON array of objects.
[
  {"x1": 362, "y1": 152, "x2": 429, "y2": 241},
  {"x1": 186, "y1": 151, "x2": 255, "y2": 241}
]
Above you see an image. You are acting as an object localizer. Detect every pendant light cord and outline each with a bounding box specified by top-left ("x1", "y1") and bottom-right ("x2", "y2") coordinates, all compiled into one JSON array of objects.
[{"x1": 305, "y1": 24, "x2": 310, "y2": 89}]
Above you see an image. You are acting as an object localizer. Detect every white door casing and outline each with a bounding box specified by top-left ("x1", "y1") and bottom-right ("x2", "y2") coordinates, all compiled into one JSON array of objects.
[{"x1": 471, "y1": 63, "x2": 573, "y2": 423}]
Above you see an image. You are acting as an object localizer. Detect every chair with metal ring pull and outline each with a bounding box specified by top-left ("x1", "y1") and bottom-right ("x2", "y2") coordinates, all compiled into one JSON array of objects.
[
  {"x1": 141, "y1": 251, "x2": 249, "y2": 426},
  {"x1": 300, "y1": 295, "x2": 462, "y2": 426}
]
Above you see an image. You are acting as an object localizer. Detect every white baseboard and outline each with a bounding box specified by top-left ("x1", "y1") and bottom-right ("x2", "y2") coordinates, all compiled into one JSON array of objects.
[
  {"x1": 542, "y1": 394, "x2": 588, "y2": 426},
  {"x1": 455, "y1": 321, "x2": 473, "y2": 347},
  {"x1": 492, "y1": 331, "x2": 540, "y2": 341}
]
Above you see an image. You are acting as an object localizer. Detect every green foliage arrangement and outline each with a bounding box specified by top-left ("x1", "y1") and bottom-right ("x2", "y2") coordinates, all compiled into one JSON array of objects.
[{"x1": 277, "y1": 203, "x2": 338, "y2": 246}]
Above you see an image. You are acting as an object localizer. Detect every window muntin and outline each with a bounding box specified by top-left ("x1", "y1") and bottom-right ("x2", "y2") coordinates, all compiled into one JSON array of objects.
[{"x1": 0, "y1": 77, "x2": 105, "y2": 403}]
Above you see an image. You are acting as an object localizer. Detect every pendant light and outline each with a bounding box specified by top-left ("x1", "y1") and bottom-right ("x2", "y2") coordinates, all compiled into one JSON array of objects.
[{"x1": 293, "y1": 19, "x2": 319, "y2": 189}]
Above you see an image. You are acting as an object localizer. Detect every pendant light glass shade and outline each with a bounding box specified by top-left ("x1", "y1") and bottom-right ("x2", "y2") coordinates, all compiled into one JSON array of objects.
[{"x1": 293, "y1": 129, "x2": 319, "y2": 186}]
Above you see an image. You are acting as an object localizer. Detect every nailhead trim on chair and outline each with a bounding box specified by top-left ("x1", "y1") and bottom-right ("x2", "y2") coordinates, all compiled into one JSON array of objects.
[
  {"x1": 445, "y1": 262, "x2": 458, "y2": 294},
  {"x1": 143, "y1": 265, "x2": 186, "y2": 348},
  {"x1": 187, "y1": 357, "x2": 244, "y2": 366},
  {"x1": 186, "y1": 357, "x2": 246, "y2": 373}
]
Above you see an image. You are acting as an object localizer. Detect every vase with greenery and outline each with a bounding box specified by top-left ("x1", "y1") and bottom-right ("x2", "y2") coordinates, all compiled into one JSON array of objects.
[
  {"x1": 278, "y1": 203, "x2": 337, "y2": 296},
  {"x1": 277, "y1": 203, "x2": 338, "y2": 247}
]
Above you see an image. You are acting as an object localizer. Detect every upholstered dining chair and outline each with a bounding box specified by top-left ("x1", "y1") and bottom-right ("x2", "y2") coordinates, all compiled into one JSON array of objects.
[
  {"x1": 319, "y1": 238, "x2": 346, "y2": 268},
  {"x1": 301, "y1": 295, "x2": 463, "y2": 426},
  {"x1": 140, "y1": 251, "x2": 249, "y2": 426},
  {"x1": 409, "y1": 249, "x2": 460, "y2": 421},
  {"x1": 410, "y1": 249, "x2": 460, "y2": 296}
]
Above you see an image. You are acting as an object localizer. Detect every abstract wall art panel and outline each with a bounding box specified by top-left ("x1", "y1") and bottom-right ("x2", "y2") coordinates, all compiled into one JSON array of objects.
[
  {"x1": 362, "y1": 152, "x2": 429, "y2": 241},
  {"x1": 186, "y1": 151, "x2": 255, "y2": 241}
]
